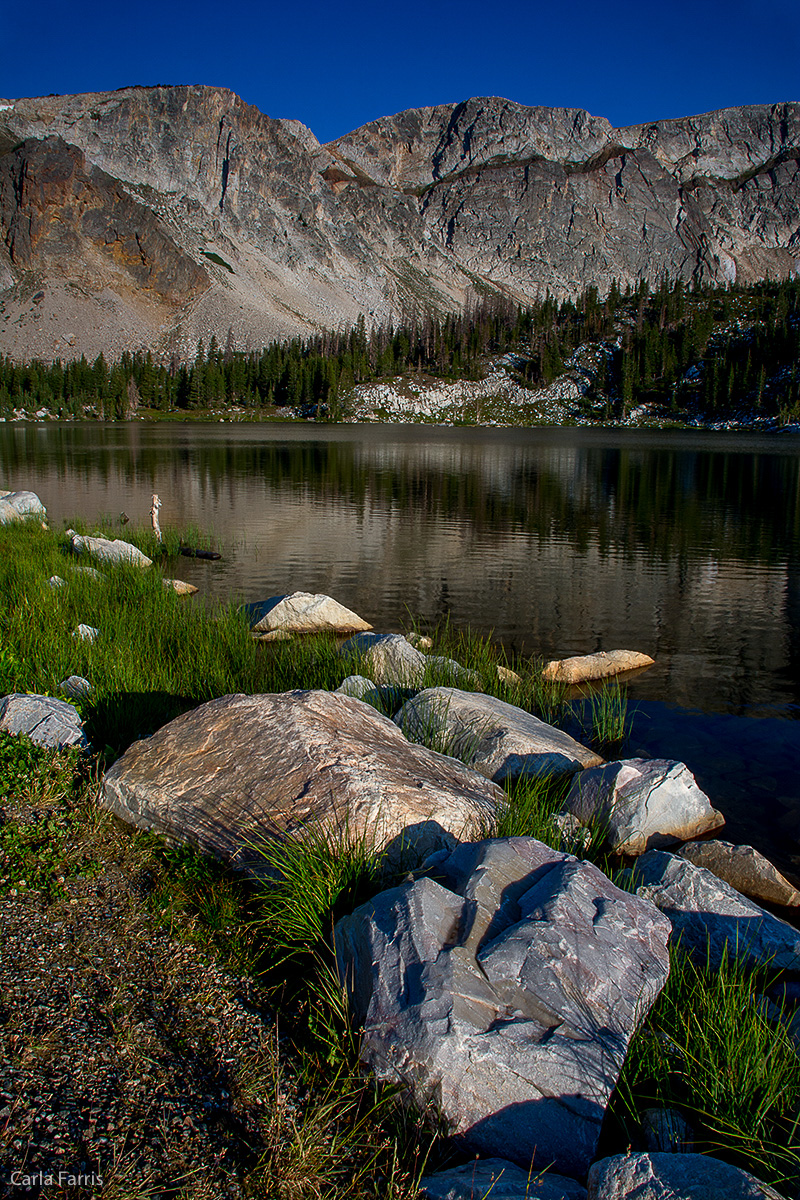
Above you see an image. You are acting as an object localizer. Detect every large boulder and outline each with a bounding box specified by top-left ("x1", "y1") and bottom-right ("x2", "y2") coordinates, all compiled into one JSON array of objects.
[
  {"x1": 0, "y1": 693, "x2": 88, "y2": 750},
  {"x1": 623, "y1": 850, "x2": 800, "y2": 974},
  {"x1": 421, "y1": 1159, "x2": 586, "y2": 1200},
  {"x1": 395, "y1": 687, "x2": 603, "y2": 782},
  {"x1": 542, "y1": 650, "x2": 654, "y2": 684},
  {"x1": 676, "y1": 840, "x2": 800, "y2": 908},
  {"x1": 561, "y1": 758, "x2": 724, "y2": 854},
  {"x1": 245, "y1": 592, "x2": 372, "y2": 635},
  {"x1": 336, "y1": 837, "x2": 671, "y2": 1178},
  {"x1": 101, "y1": 691, "x2": 504, "y2": 868},
  {"x1": 68, "y1": 532, "x2": 152, "y2": 567},
  {"x1": 586, "y1": 1151, "x2": 785, "y2": 1199}
]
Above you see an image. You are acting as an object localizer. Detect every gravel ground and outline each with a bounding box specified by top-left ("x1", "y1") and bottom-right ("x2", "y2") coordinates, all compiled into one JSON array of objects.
[{"x1": 0, "y1": 794, "x2": 284, "y2": 1200}]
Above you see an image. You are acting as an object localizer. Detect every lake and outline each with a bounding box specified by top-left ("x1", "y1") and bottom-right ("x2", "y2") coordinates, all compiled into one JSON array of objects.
[{"x1": 3, "y1": 420, "x2": 800, "y2": 876}]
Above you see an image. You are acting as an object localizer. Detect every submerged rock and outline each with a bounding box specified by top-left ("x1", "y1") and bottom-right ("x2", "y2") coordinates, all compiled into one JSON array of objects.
[
  {"x1": 542, "y1": 650, "x2": 654, "y2": 684},
  {"x1": 101, "y1": 690, "x2": 503, "y2": 869},
  {"x1": 586, "y1": 1151, "x2": 784, "y2": 1199},
  {"x1": 395, "y1": 687, "x2": 603, "y2": 782},
  {"x1": 561, "y1": 758, "x2": 724, "y2": 854},
  {"x1": 0, "y1": 692, "x2": 88, "y2": 750},
  {"x1": 245, "y1": 592, "x2": 372, "y2": 634},
  {"x1": 336, "y1": 837, "x2": 671, "y2": 1178}
]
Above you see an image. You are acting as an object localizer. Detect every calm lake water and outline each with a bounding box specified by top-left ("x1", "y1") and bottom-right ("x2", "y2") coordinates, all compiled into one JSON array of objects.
[{"x1": 4, "y1": 420, "x2": 800, "y2": 874}]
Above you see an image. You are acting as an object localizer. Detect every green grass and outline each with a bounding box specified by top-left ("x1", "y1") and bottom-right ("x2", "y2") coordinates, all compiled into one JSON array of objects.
[
  {"x1": 611, "y1": 944, "x2": 800, "y2": 1189},
  {"x1": 10, "y1": 515, "x2": 794, "y2": 1194}
]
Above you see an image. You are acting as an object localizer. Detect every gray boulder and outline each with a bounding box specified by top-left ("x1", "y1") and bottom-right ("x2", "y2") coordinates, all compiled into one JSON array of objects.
[
  {"x1": 0, "y1": 693, "x2": 88, "y2": 750},
  {"x1": 586, "y1": 1151, "x2": 785, "y2": 1199},
  {"x1": 59, "y1": 675, "x2": 92, "y2": 700},
  {"x1": 69, "y1": 532, "x2": 152, "y2": 567},
  {"x1": 395, "y1": 687, "x2": 603, "y2": 781},
  {"x1": 336, "y1": 837, "x2": 671, "y2": 1178},
  {"x1": 245, "y1": 592, "x2": 372, "y2": 634},
  {"x1": 562, "y1": 759, "x2": 724, "y2": 855},
  {"x1": 340, "y1": 632, "x2": 428, "y2": 686},
  {"x1": 624, "y1": 850, "x2": 800, "y2": 974},
  {"x1": 421, "y1": 1159, "x2": 586, "y2": 1200},
  {"x1": 676, "y1": 840, "x2": 800, "y2": 908},
  {"x1": 102, "y1": 690, "x2": 504, "y2": 869}
]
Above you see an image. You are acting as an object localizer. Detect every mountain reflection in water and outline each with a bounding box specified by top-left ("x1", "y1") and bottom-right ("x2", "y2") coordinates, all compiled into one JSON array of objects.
[{"x1": 3, "y1": 420, "x2": 800, "y2": 876}]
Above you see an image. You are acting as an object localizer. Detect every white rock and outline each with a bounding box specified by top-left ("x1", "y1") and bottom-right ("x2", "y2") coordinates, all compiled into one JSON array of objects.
[
  {"x1": 73, "y1": 624, "x2": 99, "y2": 642},
  {"x1": 47, "y1": 575, "x2": 66, "y2": 589},
  {"x1": 245, "y1": 592, "x2": 372, "y2": 634},
  {"x1": 69, "y1": 533, "x2": 152, "y2": 568},
  {"x1": 562, "y1": 759, "x2": 725, "y2": 855}
]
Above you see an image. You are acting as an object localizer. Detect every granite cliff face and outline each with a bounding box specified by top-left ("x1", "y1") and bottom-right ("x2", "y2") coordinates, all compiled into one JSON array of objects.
[{"x1": 0, "y1": 87, "x2": 798, "y2": 360}]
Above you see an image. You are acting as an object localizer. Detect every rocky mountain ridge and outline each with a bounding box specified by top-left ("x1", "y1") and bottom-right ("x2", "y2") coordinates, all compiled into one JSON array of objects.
[{"x1": 0, "y1": 86, "x2": 798, "y2": 361}]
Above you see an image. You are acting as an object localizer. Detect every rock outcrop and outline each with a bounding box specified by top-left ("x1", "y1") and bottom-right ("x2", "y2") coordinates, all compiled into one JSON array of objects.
[
  {"x1": 101, "y1": 690, "x2": 504, "y2": 868},
  {"x1": 336, "y1": 837, "x2": 671, "y2": 1178},
  {"x1": 1, "y1": 88, "x2": 799, "y2": 360}
]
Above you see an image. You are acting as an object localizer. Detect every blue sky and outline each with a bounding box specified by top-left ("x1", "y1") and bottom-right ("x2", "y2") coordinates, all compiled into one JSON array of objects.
[{"x1": 5, "y1": 0, "x2": 799, "y2": 143}]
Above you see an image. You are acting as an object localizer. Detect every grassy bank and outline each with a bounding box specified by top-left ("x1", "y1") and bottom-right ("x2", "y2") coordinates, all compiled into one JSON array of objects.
[{"x1": 1, "y1": 517, "x2": 798, "y2": 1197}]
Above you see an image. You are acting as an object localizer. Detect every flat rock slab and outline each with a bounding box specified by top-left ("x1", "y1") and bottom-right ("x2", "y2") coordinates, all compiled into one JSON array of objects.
[
  {"x1": 587, "y1": 1151, "x2": 785, "y2": 1199},
  {"x1": 543, "y1": 650, "x2": 654, "y2": 684},
  {"x1": 0, "y1": 693, "x2": 88, "y2": 750},
  {"x1": 676, "y1": 840, "x2": 800, "y2": 907},
  {"x1": 562, "y1": 758, "x2": 724, "y2": 854},
  {"x1": 101, "y1": 690, "x2": 504, "y2": 868},
  {"x1": 395, "y1": 687, "x2": 603, "y2": 782},
  {"x1": 69, "y1": 533, "x2": 152, "y2": 568},
  {"x1": 625, "y1": 850, "x2": 800, "y2": 974},
  {"x1": 245, "y1": 592, "x2": 372, "y2": 634},
  {"x1": 336, "y1": 837, "x2": 670, "y2": 1178},
  {"x1": 421, "y1": 1159, "x2": 586, "y2": 1200}
]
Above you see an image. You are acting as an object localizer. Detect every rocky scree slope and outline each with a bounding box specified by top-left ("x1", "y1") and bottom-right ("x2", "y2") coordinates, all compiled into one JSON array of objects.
[{"x1": 0, "y1": 87, "x2": 798, "y2": 361}]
